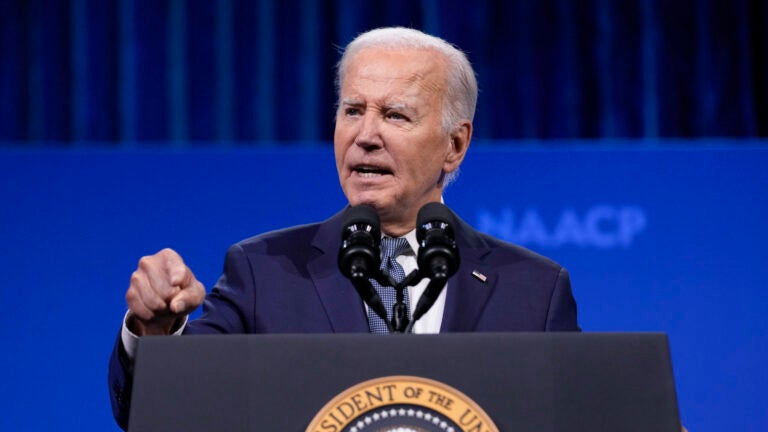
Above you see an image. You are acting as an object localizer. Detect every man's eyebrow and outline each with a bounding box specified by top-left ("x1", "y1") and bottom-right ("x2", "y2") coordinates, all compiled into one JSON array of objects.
[
  {"x1": 383, "y1": 103, "x2": 409, "y2": 111},
  {"x1": 339, "y1": 99, "x2": 413, "y2": 112}
]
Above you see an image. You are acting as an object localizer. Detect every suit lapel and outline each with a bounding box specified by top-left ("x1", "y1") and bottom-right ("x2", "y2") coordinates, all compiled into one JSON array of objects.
[
  {"x1": 440, "y1": 216, "x2": 497, "y2": 332},
  {"x1": 307, "y1": 209, "x2": 370, "y2": 333}
]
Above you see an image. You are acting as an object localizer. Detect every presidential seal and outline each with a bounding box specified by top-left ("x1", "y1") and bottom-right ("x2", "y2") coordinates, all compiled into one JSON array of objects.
[{"x1": 306, "y1": 376, "x2": 499, "y2": 432}]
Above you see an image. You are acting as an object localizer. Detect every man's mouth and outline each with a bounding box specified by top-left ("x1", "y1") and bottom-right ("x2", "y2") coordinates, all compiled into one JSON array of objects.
[{"x1": 353, "y1": 165, "x2": 393, "y2": 177}]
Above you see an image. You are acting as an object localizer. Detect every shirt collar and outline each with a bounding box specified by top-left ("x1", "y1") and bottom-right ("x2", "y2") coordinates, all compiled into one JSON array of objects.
[{"x1": 381, "y1": 230, "x2": 418, "y2": 255}]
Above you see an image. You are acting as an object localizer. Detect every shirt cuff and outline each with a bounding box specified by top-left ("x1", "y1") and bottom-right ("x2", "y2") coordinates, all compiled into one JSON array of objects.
[{"x1": 120, "y1": 311, "x2": 188, "y2": 360}]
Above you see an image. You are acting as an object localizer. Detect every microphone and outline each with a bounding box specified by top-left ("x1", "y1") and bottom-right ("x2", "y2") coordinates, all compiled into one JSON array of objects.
[
  {"x1": 338, "y1": 205, "x2": 391, "y2": 331},
  {"x1": 416, "y1": 202, "x2": 460, "y2": 280},
  {"x1": 339, "y1": 205, "x2": 381, "y2": 279},
  {"x1": 409, "y1": 202, "x2": 460, "y2": 329}
]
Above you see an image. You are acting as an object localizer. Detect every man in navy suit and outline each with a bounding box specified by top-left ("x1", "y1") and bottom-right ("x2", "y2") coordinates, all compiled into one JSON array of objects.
[{"x1": 109, "y1": 27, "x2": 578, "y2": 429}]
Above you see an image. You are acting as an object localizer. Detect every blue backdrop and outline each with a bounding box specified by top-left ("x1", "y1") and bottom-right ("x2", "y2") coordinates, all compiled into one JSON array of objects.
[{"x1": 0, "y1": 140, "x2": 766, "y2": 431}]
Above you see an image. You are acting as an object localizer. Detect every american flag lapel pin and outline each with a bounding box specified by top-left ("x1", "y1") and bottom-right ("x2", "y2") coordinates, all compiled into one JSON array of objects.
[{"x1": 471, "y1": 270, "x2": 487, "y2": 283}]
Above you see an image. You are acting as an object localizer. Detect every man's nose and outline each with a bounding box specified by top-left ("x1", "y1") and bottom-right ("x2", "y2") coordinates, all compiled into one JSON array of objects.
[{"x1": 354, "y1": 112, "x2": 383, "y2": 151}]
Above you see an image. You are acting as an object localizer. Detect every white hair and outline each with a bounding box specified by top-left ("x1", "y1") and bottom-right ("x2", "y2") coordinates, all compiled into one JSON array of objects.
[{"x1": 335, "y1": 27, "x2": 478, "y2": 186}]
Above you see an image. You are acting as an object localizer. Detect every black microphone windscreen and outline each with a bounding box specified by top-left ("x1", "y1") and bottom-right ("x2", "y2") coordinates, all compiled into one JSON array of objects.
[
  {"x1": 342, "y1": 205, "x2": 381, "y2": 237},
  {"x1": 417, "y1": 202, "x2": 454, "y2": 242}
]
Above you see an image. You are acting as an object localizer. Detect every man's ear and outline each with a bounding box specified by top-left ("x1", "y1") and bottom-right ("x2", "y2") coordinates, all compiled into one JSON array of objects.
[{"x1": 444, "y1": 120, "x2": 472, "y2": 173}]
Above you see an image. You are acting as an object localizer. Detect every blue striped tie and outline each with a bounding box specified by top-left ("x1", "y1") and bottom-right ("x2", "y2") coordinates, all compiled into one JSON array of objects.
[{"x1": 368, "y1": 237, "x2": 411, "y2": 334}]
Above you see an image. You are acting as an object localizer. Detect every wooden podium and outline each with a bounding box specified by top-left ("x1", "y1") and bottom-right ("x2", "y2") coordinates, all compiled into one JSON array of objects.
[{"x1": 128, "y1": 333, "x2": 680, "y2": 431}]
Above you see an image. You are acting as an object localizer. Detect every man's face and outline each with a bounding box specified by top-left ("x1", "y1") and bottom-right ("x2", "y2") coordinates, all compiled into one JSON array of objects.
[{"x1": 334, "y1": 47, "x2": 465, "y2": 234}]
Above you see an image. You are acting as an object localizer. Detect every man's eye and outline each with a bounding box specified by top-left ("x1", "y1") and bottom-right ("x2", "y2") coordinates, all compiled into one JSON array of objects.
[
  {"x1": 345, "y1": 107, "x2": 361, "y2": 116},
  {"x1": 386, "y1": 112, "x2": 407, "y2": 121}
]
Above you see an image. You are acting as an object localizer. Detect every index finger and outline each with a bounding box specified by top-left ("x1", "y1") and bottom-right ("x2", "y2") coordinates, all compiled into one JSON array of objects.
[{"x1": 158, "y1": 248, "x2": 189, "y2": 287}]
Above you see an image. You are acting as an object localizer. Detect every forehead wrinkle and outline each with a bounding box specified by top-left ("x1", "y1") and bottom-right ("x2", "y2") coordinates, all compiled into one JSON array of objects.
[
  {"x1": 400, "y1": 70, "x2": 444, "y2": 94},
  {"x1": 411, "y1": 71, "x2": 446, "y2": 99},
  {"x1": 343, "y1": 83, "x2": 422, "y2": 110},
  {"x1": 342, "y1": 56, "x2": 446, "y2": 113}
]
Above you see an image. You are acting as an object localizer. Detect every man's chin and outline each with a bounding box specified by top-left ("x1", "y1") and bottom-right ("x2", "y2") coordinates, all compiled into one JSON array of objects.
[
  {"x1": 347, "y1": 196, "x2": 385, "y2": 210},
  {"x1": 346, "y1": 195, "x2": 400, "y2": 218}
]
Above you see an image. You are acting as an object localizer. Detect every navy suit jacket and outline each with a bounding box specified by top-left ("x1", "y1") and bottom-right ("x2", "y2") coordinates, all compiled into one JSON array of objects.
[{"x1": 109, "y1": 208, "x2": 578, "y2": 429}]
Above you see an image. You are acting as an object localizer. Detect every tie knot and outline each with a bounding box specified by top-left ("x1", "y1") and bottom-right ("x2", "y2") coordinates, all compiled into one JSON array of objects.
[{"x1": 380, "y1": 237, "x2": 411, "y2": 260}]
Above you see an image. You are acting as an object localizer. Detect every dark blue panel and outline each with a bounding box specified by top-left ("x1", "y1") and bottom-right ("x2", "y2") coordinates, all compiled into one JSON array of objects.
[
  {"x1": 0, "y1": 1, "x2": 27, "y2": 140},
  {"x1": 273, "y1": 0, "x2": 303, "y2": 141},
  {"x1": 86, "y1": 0, "x2": 119, "y2": 141},
  {"x1": 231, "y1": 0, "x2": 257, "y2": 141},
  {"x1": 186, "y1": 0, "x2": 216, "y2": 142},
  {"x1": 134, "y1": 0, "x2": 169, "y2": 140},
  {"x1": 28, "y1": 0, "x2": 71, "y2": 141}
]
